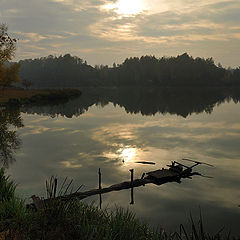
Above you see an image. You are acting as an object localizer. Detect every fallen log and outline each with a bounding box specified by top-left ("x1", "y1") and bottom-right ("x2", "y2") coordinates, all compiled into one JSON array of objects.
[
  {"x1": 40, "y1": 164, "x2": 202, "y2": 207},
  {"x1": 27, "y1": 161, "x2": 206, "y2": 209}
]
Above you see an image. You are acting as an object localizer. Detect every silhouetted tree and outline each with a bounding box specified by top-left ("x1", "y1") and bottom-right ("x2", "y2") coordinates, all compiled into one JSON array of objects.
[
  {"x1": 0, "y1": 24, "x2": 20, "y2": 89},
  {"x1": 18, "y1": 53, "x2": 239, "y2": 88}
]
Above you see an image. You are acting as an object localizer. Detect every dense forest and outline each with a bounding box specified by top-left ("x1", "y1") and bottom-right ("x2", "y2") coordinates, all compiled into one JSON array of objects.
[
  {"x1": 18, "y1": 54, "x2": 97, "y2": 88},
  {"x1": 18, "y1": 53, "x2": 240, "y2": 88}
]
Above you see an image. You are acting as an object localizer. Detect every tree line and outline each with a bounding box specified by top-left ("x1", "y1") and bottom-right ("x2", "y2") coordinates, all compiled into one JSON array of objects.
[
  {"x1": 0, "y1": 24, "x2": 239, "y2": 89},
  {"x1": 18, "y1": 54, "x2": 97, "y2": 88},
  {"x1": 18, "y1": 53, "x2": 240, "y2": 88}
]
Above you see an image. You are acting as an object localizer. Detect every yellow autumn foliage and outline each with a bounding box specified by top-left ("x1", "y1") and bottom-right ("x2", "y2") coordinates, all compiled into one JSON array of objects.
[
  {"x1": 0, "y1": 24, "x2": 19, "y2": 87},
  {"x1": 0, "y1": 63, "x2": 20, "y2": 86}
]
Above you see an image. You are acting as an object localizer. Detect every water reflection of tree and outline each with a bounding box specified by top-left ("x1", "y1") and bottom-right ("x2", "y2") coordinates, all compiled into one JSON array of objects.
[
  {"x1": 21, "y1": 87, "x2": 240, "y2": 118},
  {"x1": 0, "y1": 107, "x2": 23, "y2": 167}
]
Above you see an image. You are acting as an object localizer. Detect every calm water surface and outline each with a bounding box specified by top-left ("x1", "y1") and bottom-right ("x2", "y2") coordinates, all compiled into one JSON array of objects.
[{"x1": 4, "y1": 91, "x2": 240, "y2": 234}]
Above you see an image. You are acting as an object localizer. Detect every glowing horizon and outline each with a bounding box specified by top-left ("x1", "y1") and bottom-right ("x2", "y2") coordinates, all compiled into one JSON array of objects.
[
  {"x1": 2, "y1": 0, "x2": 239, "y2": 67},
  {"x1": 103, "y1": 0, "x2": 147, "y2": 16}
]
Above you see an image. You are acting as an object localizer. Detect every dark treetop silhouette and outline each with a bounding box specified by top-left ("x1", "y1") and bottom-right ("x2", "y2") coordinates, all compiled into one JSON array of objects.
[{"x1": 18, "y1": 53, "x2": 240, "y2": 88}]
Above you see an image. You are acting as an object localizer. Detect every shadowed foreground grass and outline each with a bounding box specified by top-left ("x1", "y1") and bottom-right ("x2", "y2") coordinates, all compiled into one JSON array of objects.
[{"x1": 0, "y1": 169, "x2": 239, "y2": 240}]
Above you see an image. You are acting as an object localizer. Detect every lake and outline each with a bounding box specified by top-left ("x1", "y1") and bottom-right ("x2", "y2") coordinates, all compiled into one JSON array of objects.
[{"x1": 2, "y1": 87, "x2": 240, "y2": 235}]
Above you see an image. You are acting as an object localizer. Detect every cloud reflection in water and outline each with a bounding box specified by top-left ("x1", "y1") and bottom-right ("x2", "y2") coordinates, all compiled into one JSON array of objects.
[{"x1": 6, "y1": 100, "x2": 240, "y2": 235}]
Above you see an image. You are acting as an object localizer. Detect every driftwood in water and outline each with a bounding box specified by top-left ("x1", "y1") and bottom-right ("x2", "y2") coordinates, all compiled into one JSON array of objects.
[
  {"x1": 135, "y1": 161, "x2": 156, "y2": 165},
  {"x1": 39, "y1": 165, "x2": 201, "y2": 206},
  {"x1": 26, "y1": 160, "x2": 212, "y2": 211}
]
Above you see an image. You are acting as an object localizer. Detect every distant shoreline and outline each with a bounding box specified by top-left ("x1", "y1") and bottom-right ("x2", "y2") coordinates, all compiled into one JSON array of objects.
[
  {"x1": 0, "y1": 87, "x2": 81, "y2": 106},
  {"x1": 17, "y1": 53, "x2": 240, "y2": 88}
]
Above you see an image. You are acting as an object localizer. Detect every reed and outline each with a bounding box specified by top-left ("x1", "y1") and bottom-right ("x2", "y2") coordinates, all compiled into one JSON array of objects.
[
  {"x1": 0, "y1": 168, "x2": 26, "y2": 222},
  {"x1": 0, "y1": 173, "x2": 239, "y2": 240}
]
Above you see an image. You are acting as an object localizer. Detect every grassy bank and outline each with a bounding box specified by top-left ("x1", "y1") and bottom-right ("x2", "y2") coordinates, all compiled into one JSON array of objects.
[
  {"x1": 0, "y1": 169, "x2": 238, "y2": 240},
  {"x1": 0, "y1": 87, "x2": 81, "y2": 105}
]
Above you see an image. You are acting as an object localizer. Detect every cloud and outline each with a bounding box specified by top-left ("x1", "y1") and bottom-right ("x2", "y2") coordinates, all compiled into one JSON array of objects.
[
  {"x1": 50, "y1": 0, "x2": 105, "y2": 11},
  {"x1": 93, "y1": 0, "x2": 240, "y2": 44},
  {"x1": 1, "y1": 0, "x2": 239, "y2": 66}
]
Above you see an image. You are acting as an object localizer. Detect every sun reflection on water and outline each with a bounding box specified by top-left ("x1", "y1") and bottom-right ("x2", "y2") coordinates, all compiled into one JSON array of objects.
[
  {"x1": 117, "y1": 146, "x2": 137, "y2": 163},
  {"x1": 103, "y1": 145, "x2": 139, "y2": 166}
]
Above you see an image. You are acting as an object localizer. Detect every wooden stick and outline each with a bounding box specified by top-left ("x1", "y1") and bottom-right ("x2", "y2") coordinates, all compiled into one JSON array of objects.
[
  {"x1": 98, "y1": 168, "x2": 102, "y2": 209},
  {"x1": 130, "y1": 169, "x2": 134, "y2": 204},
  {"x1": 98, "y1": 168, "x2": 102, "y2": 190}
]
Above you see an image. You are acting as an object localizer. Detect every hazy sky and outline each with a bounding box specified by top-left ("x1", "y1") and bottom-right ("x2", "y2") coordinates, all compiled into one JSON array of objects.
[{"x1": 1, "y1": 0, "x2": 240, "y2": 67}]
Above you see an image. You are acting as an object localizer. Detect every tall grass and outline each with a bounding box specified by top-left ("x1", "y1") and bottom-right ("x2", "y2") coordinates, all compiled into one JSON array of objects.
[
  {"x1": 0, "y1": 168, "x2": 16, "y2": 203},
  {"x1": 22, "y1": 177, "x2": 167, "y2": 239},
  {"x1": 0, "y1": 168, "x2": 26, "y2": 240},
  {"x1": 0, "y1": 168, "x2": 26, "y2": 222},
  {"x1": 0, "y1": 173, "x2": 239, "y2": 239}
]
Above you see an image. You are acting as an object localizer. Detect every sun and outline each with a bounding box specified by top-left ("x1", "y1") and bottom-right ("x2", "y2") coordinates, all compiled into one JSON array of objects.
[
  {"x1": 116, "y1": 0, "x2": 145, "y2": 15},
  {"x1": 104, "y1": 0, "x2": 146, "y2": 16}
]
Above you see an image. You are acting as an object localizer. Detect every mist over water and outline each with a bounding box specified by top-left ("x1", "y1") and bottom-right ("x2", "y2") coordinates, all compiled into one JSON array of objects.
[{"x1": 3, "y1": 87, "x2": 240, "y2": 234}]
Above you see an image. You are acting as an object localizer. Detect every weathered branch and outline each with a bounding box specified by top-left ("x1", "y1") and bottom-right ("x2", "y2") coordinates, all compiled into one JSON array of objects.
[
  {"x1": 39, "y1": 170, "x2": 200, "y2": 206},
  {"x1": 28, "y1": 162, "x2": 204, "y2": 210}
]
